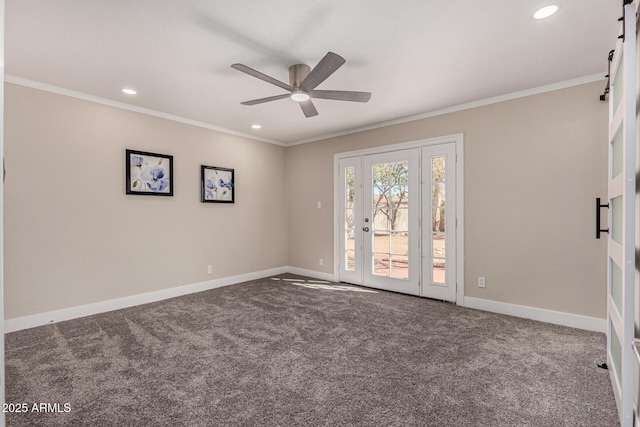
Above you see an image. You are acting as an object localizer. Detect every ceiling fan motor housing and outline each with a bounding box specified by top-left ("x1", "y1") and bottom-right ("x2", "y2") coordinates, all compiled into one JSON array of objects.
[{"x1": 289, "y1": 64, "x2": 311, "y2": 88}]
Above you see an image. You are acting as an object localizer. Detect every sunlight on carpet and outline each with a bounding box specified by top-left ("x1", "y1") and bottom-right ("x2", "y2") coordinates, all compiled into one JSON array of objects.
[{"x1": 271, "y1": 276, "x2": 378, "y2": 293}]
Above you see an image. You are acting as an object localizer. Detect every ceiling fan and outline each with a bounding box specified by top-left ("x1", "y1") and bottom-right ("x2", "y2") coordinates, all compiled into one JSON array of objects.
[{"x1": 231, "y1": 52, "x2": 371, "y2": 118}]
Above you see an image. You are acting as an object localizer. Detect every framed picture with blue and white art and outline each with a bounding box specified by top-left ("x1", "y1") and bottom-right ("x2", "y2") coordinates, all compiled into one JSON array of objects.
[
  {"x1": 201, "y1": 165, "x2": 234, "y2": 203},
  {"x1": 125, "y1": 149, "x2": 173, "y2": 196}
]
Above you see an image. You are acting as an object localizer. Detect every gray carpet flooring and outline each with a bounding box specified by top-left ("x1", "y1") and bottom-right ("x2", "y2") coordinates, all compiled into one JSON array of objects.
[{"x1": 5, "y1": 274, "x2": 619, "y2": 426}]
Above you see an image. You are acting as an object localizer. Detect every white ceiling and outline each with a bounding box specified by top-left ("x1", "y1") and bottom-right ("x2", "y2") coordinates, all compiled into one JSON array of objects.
[{"x1": 6, "y1": 1, "x2": 620, "y2": 145}]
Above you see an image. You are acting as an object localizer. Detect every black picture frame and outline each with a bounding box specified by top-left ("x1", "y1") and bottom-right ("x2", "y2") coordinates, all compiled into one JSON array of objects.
[
  {"x1": 125, "y1": 149, "x2": 174, "y2": 196},
  {"x1": 201, "y1": 165, "x2": 235, "y2": 203}
]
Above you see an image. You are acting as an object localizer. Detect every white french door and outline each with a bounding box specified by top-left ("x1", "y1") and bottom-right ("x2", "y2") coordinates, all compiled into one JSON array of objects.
[
  {"x1": 362, "y1": 149, "x2": 420, "y2": 295},
  {"x1": 337, "y1": 140, "x2": 460, "y2": 302}
]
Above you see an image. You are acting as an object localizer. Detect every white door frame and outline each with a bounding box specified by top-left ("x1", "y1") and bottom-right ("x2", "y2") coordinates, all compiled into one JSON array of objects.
[{"x1": 333, "y1": 133, "x2": 465, "y2": 304}]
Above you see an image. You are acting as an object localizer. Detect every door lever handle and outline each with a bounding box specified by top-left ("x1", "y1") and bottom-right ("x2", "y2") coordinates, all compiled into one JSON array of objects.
[
  {"x1": 596, "y1": 197, "x2": 609, "y2": 239},
  {"x1": 363, "y1": 227, "x2": 370, "y2": 232}
]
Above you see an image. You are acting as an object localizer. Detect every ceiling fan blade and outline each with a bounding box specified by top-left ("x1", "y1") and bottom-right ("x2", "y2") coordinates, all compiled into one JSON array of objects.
[
  {"x1": 299, "y1": 52, "x2": 346, "y2": 91},
  {"x1": 299, "y1": 100, "x2": 318, "y2": 118},
  {"x1": 241, "y1": 94, "x2": 291, "y2": 105},
  {"x1": 310, "y1": 90, "x2": 371, "y2": 103},
  {"x1": 231, "y1": 63, "x2": 293, "y2": 92}
]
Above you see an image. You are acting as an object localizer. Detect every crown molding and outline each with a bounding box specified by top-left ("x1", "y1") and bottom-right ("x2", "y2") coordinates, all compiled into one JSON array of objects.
[
  {"x1": 6, "y1": 72, "x2": 606, "y2": 148},
  {"x1": 4, "y1": 75, "x2": 286, "y2": 147},
  {"x1": 288, "y1": 72, "x2": 607, "y2": 146}
]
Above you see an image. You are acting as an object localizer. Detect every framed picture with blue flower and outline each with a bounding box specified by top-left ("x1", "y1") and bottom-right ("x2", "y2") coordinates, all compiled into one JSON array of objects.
[
  {"x1": 201, "y1": 165, "x2": 234, "y2": 203},
  {"x1": 126, "y1": 149, "x2": 173, "y2": 196}
]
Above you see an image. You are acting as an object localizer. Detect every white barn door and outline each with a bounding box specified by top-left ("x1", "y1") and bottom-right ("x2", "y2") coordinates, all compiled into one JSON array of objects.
[{"x1": 606, "y1": 2, "x2": 636, "y2": 426}]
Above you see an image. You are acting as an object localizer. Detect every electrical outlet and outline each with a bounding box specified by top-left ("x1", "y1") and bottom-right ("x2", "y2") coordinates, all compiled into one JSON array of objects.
[
  {"x1": 478, "y1": 276, "x2": 486, "y2": 288},
  {"x1": 207, "y1": 265, "x2": 213, "y2": 275},
  {"x1": 316, "y1": 201, "x2": 322, "y2": 209},
  {"x1": 319, "y1": 258, "x2": 324, "y2": 266}
]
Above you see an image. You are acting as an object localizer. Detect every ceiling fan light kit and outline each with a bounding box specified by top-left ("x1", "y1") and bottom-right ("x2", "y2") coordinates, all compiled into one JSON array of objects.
[
  {"x1": 290, "y1": 90, "x2": 310, "y2": 102},
  {"x1": 231, "y1": 52, "x2": 371, "y2": 118}
]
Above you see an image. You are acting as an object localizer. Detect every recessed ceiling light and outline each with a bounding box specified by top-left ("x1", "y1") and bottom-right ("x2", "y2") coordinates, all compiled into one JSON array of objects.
[
  {"x1": 122, "y1": 88, "x2": 137, "y2": 95},
  {"x1": 534, "y1": 5, "x2": 558, "y2": 20},
  {"x1": 251, "y1": 124, "x2": 262, "y2": 129}
]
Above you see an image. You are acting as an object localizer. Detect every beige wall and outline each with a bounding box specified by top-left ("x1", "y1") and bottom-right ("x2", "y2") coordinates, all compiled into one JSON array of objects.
[
  {"x1": 286, "y1": 81, "x2": 609, "y2": 318},
  {"x1": 4, "y1": 80, "x2": 609, "y2": 321},
  {"x1": 4, "y1": 83, "x2": 287, "y2": 319}
]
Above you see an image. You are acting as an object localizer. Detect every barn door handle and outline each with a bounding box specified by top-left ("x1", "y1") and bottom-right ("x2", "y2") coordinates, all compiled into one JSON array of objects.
[{"x1": 596, "y1": 197, "x2": 609, "y2": 239}]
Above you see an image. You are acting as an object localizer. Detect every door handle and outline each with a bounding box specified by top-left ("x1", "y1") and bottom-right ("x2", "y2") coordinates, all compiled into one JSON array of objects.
[
  {"x1": 596, "y1": 197, "x2": 609, "y2": 239},
  {"x1": 363, "y1": 227, "x2": 370, "y2": 232}
]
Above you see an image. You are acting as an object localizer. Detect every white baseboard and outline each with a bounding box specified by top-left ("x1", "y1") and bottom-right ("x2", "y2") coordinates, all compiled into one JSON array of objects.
[
  {"x1": 463, "y1": 296, "x2": 607, "y2": 333},
  {"x1": 5, "y1": 266, "x2": 287, "y2": 333},
  {"x1": 7, "y1": 268, "x2": 606, "y2": 335},
  {"x1": 285, "y1": 266, "x2": 336, "y2": 282}
]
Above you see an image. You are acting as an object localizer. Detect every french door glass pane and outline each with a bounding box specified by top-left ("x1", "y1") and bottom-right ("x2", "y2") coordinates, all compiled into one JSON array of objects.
[
  {"x1": 345, "y1": 208, "x2": 354, "y2": 228},
  {"x1": 432, "y1": 156, "x2": 445, "y2": 181},
  {"x1": 346, "y1": 166, "x2": 355, "y2": 205},
  {"x1": 371, "y1": 160, "x2": 409, "y2": 278},
  {"x1": 390, "y1": 232, "x2": 408, "y2": 255},
  {"x1": 374, "y1": 234, "x2": 390, "y2": 253},
  {"x1": 433, "y1": 233, "x2": 445, "y2": 284},
  {"x1": 344, "y1": 167, "x2": 355, "y2": 271},
  {"x1": 373, "y1": 208, "x2": 389, "y2": 232},
  {"x1": 393, "y1": 208, "x2": 408, "y2": 232},
  {"x1": 346, "y1": 250, "x2": 355, "y2": 270},
  {"x1": 432, "y1": 208, "x2": 445, "y2": 232},
  {"x1": 346, "y1": 231, "x2": 355, "y2": 271},
  {"x1": 390, "y1": 255, "x2": 409, "y2": 278},
  {"x1": 432, "y1": 156, "x2": 446, "y2": 284},
  {"x1": 373, "y1": 253, "x2": 389, "y2": 276},
  {"x1": 433, "y1": 234, "x2": 445, "y2": 258},
  {"x1": 433, "y1": 184, "x2": 445, "y2": 207}
]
